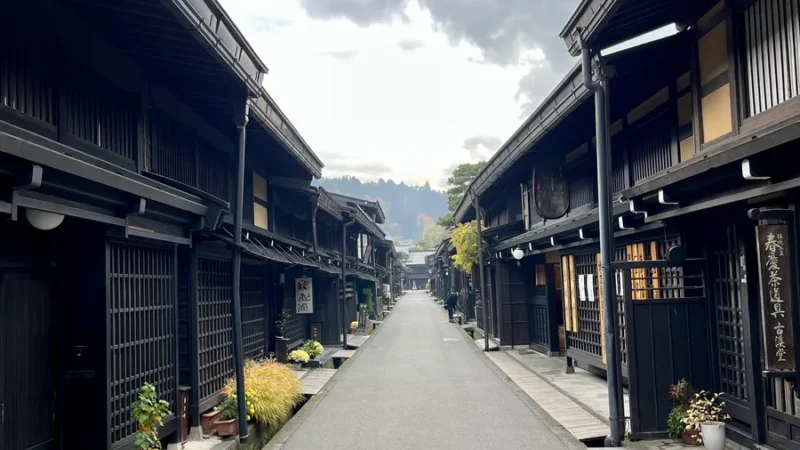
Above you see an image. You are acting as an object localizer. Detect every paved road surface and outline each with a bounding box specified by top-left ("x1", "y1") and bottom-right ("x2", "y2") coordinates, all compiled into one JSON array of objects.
[{"x1": 280, "y1": 290, "x2": 582, "y2": 449}]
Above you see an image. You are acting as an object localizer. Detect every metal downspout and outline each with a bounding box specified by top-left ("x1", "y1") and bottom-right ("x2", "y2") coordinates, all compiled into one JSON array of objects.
[
  {"x1": 473, "y1": 190, "x2": 489, "y2": 352},
  {"x1": 232, "y1": 100, "x2": 249, "y2": 443},
  {"x1": 341, "y1": 218, "x2": 356, "y2": 349},
  {"x1": 579, "y1": 34, "x2": 624, "y2": 447}
]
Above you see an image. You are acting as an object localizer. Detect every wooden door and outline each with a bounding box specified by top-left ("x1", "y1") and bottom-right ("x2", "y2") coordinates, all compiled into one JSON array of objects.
[{"x1": 1, "y1": 268, "x2": 56, "y2": 450}]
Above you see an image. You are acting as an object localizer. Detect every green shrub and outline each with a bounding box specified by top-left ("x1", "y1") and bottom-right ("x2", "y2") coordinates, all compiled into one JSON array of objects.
[
  {"x1": 668, "y1": 406, "x2": 685, "y2": 439},
  {"x1": 132, "y1": 382, "x2": 171, "y2": 450},
  {"x1": 301, "y1": 340, "x2": 324, "y2": 359}
]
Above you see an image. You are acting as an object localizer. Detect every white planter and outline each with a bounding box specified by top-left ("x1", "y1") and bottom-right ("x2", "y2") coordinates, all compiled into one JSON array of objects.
[{"x1": 700, "y1": 421, "x2": 726, "y2": 450}]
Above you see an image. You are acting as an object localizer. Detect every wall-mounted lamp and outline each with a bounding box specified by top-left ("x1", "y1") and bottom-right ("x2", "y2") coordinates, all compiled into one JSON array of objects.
[
  {"x1": 26, "y1": 208, "x2": 64, "y2": 231},
  {"x1": 512, "y1": 247, "x2": 524, "y2": 266}
]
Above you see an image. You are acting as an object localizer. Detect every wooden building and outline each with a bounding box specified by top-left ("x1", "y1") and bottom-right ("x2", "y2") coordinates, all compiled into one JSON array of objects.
[
  {"x1": 453, "y1": 0, "x2": 800, "y2": 446},
  {"x1": 0, "y1": 1, "x2": 394, "y2": 449},
  {"x1": 405, "y1": 250, "x2": 434, "y2": 290}
]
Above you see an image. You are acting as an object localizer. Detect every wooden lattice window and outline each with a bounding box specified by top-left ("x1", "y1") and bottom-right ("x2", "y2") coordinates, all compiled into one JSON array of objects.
[
  {"x1": 199, "y1": 142, "x2": 230, "y2": 201},
  {"x1": 569, "y1": 252, "x2": 602, "y2": 357},
  {"x1": 109, "y1": 242, "x2": 176, "y2": 445},
  {"x1": 712, "y1": 225, "x2": 748, "y2": 400},
  {"x1": 629, "y1": 110, "x2": 672, "y2": 183},
  {"x1": 151, "y1": 109, "x2": 197, "y2": 187},
  {"x1": 197, "y1": 257, "x2": 233, "y2": 401},
  {"x1": 0, "y1": 19, "x2": 55, "y2": 126},
  {"x1": 241, "y1": 263, "x2": 266, "y2": 360},
  {"x1": 64, "y1": 69, "x2": 138, "y2": 161}
]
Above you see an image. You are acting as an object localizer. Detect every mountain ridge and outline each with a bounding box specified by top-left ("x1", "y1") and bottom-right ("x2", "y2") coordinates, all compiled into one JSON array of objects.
[{"x1": 313, "y1": 176, "x2": 447, "y2": 243}]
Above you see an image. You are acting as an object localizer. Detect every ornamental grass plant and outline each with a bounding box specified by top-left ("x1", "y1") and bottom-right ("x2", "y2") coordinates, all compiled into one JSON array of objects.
[{"x1": 223, "y1": 359, "x2": 304, "y2": 430}]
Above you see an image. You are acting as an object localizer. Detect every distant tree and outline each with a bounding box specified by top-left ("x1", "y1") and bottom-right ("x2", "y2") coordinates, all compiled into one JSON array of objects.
[
  {"x1": 436, "y1": 213, "x2": 454, "y2": 228},
  {"x1": 446, "y1": 161, "x2": 487, "y2": 212},
  {"x1": 412, "y1": 223, "x2": 449, "y2": 250},
  {"x1": 451, "y1": 220, "x2": 486, "y2": 272},
  {"x1": 396, "y1": 251, "x2": 410, "y2": 264}
]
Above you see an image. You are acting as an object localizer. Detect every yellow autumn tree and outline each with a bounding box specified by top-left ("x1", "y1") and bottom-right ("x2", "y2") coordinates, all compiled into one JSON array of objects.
[{"x1": 450, "y1": 220, "x2": 486, "y2": 272}]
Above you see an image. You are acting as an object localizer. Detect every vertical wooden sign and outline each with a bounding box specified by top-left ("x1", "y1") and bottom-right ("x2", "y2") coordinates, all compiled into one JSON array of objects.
[
  {"x1": 756, "y1": 224, "x2": 796, "y2": 371},
  {"x1": 296, "y1": 277, "x2": 314, "y2": 314}
]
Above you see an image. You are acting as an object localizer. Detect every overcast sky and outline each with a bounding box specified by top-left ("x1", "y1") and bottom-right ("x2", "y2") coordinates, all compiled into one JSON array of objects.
[{"x1": 221, "y1": 0, "x2": 580, "y2": 189}]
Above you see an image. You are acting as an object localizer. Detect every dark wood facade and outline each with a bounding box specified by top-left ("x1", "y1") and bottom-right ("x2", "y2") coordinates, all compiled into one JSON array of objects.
[
  {"x1": 0, "y1": 1, "x2": 394, "y2": 449},
  {"x1": 452, "y1": 0, "x2": 800, "y2": 446}
]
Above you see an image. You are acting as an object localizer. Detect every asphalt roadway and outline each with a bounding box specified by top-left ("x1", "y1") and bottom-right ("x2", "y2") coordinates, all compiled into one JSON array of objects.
[{"x1": 277, "y1": 290, "x2": 584, "y2": 450}]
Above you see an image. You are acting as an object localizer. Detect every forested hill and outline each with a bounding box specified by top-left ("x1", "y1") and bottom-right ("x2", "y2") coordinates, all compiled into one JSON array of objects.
[{"x1": 313, "y1": 176, "x2": 447, "y2": 243}]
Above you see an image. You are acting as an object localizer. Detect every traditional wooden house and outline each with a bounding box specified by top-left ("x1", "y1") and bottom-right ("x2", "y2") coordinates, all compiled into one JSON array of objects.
[
  {"x1": 405, "y1": 250, "x2": 434, "y2": 290},
  {"x1": 326, "y1": 193, "x2": 389, "y2": 325},
  {"x1": 454, "y1": 0, "x2": 800, "y2": 444},
  {"x1": 0, "y1": 0, "x2": 348, "y2": 448}
]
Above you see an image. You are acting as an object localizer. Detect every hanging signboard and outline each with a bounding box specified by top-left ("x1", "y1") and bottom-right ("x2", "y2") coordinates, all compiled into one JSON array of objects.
[
  {"x1": 756, "y1": 224, "x2": 796, "y2": 371},
  {"x1": 533, "y1": 157, "x2": 569, "y2": 219},
  {"x1": 296, "y1": 277, "x2": 314, "y2": 314}
]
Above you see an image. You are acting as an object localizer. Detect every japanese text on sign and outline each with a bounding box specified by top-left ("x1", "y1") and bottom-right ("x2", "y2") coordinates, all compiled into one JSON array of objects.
[
  {"x1": 296, "y1": 277, "x2": 313, "y2": 314},
  {"x1": 757, "y1": 224, "x2": 795, "y2": 371}
]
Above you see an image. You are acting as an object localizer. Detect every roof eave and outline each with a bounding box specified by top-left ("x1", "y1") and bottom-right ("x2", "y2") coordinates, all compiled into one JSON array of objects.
[
  {"x1": 250, "y1": 90, "x2": 324, "y2": 178},
  {"x1": 559, "y1": 0, "x2": 624, "y2": 57},
  {"x1": 169, "y1": 0, "x2": 269, "y2": 92},
  {"x1": 454, "y1": 63, "x2": 591, "y2": 223}
]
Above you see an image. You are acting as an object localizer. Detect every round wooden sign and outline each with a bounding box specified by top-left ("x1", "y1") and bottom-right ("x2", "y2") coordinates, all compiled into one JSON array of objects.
[{"x1": 533, "y1": 157, "x2": 569, "y2": 219}]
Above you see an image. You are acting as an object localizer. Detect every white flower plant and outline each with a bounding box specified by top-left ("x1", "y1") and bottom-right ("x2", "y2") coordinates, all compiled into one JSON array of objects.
[{"x1": 682, "y1": 390, "x2": 731, "y2": 439}]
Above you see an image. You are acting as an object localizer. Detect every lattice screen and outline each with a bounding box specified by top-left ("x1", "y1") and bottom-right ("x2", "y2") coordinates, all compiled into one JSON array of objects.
[
  {"x1": 109, "y1": 242, "x2": 176, "y2": 445},
  {"x1": 197, "y1": 257, "x2": 233, "y2": 401}
]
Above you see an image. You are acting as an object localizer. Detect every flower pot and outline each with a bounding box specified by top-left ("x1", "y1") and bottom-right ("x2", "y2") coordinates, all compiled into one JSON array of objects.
[
  {"x1": 215, "y1": 418, "x2": 238, "y2": 437},
  {"x1": 293, "y1": 363, "x2": 302, "y2": 371},
  {"x1": 200, "y1": 409, "x2": 221, "y2": 434},
  {"x1": 700, "y1": 422, "x2": 726, "y2": 450},
  {"x1": 682, "y1": 428, "x2": 702, "y2": 446},
  {"x1": 276, "y1": 337, "x2": 289, "y2": 363}
]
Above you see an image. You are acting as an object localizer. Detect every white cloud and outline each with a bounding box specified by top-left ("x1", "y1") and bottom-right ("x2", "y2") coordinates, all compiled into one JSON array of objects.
[{"x1": 221, "y1": 0, "x2": 568, "y2": 189}]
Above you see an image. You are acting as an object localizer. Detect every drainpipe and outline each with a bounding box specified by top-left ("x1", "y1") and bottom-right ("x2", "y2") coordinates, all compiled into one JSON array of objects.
[
  {"x1": 473, "y1": 189, "x2": 489, "y2": 352},
  {"x1": 231, "y1": 100, "x2": 249, "y2": 443},
  {"x1": 579, "y1": 34, "x2": 624, "y2": 447},
  {"x1": 341, "y1": 218, "x2": 356, "y2": 349},
  {"x1": 311, "y1": 198, "x2": 319, "y2": 256}
]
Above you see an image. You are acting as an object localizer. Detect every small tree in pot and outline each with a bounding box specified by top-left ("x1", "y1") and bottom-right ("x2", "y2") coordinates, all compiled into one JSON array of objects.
[
  {"x1": 667, "y1": 379, "x2": 694, "y2": 443},
  {"x1": 275, "y1": 308, "x2": 292, "y2": 363},
  {"x1": 683, "y1": 391, "x2": 730, "y2": 450}
]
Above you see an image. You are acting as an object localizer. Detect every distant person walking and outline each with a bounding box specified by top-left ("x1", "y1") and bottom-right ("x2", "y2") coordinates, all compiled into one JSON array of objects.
[{"x1": 445, "y1": 292, "x2": 458, "y2": 323}]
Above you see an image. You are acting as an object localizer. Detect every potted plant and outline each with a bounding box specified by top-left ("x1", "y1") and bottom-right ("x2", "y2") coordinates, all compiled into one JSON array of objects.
[
  {"x1": 302, "y1": 340, "x2": 324, "y2": 360},
  {"x1": 214, "y1": 394, "x2": 251, "y2": 437},
  {"x1": 683, "y1": 390, "x2": 730, "y2": 450},
  {"x1": 275, "y1": 308, "x2": 292, "y2": 363},
  {"x1": 667, "y1": 379, "x2": 695, "y2": 443},
  {"x1": 288, "y1": 349, "x2": 310, "y2": 370},
  {"x1": 132, "y1": 382, "x2": 171, "y2": 450},
  {"x1": 200, "y1": 408, "x2": 221, "y2": 435},
  {"x1": 350, "y1": 320, "x2": 359, "y2": 334}
]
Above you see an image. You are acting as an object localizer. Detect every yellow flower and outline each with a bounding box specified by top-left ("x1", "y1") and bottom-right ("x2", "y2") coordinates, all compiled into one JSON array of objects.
[{"x1": 246, "y1": 415, "x2": 251, "y2": 421}]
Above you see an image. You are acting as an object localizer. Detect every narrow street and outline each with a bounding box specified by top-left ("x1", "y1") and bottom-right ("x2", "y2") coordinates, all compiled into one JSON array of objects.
[{"x1": 278, "y1": 291, "x2": 583, "y2": 449}]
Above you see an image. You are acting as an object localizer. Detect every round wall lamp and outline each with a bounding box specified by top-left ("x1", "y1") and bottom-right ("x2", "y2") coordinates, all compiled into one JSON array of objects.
[
  {"x1": 26, "y1": 208, "x2": 64, "y2": 231},
  {"x1": 512, "y1": 247, "x2": 524, "y2": 267}
]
